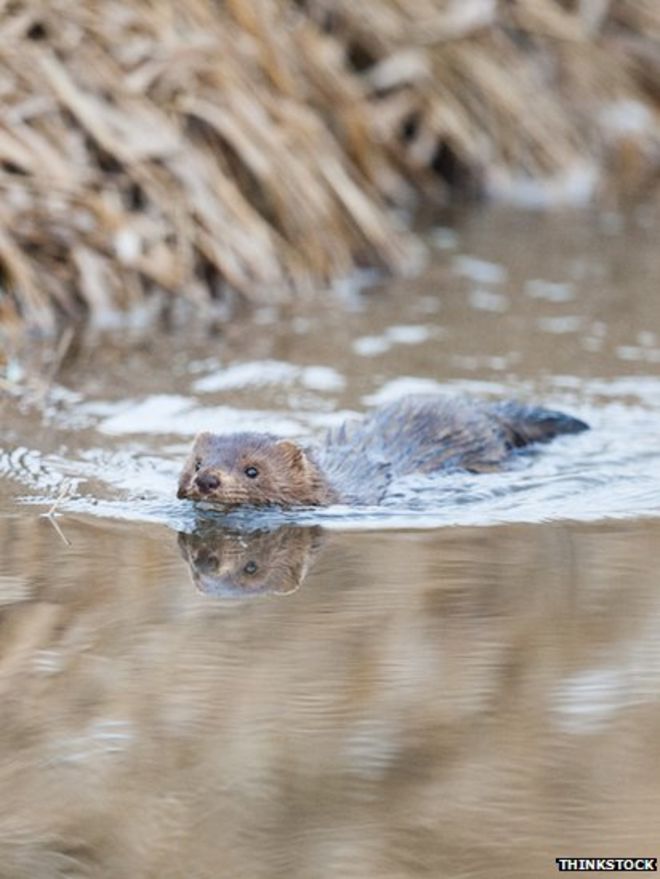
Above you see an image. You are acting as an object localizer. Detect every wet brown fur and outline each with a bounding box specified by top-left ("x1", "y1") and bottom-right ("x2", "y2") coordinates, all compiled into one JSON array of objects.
[
  {"x1": 178, "y1": 433, "x2": 337, "y2": 508},
  {"x1": 177, "y1": 395, "x2": 588, "y2": 509}
]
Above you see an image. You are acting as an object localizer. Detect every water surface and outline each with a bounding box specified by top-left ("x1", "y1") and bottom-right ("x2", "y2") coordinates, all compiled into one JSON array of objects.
[{"x1": 1, "y1": 206, "x2": 659, "y2": 877}]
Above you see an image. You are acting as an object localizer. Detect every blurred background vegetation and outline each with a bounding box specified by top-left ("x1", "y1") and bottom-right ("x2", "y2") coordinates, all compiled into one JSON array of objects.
[{"x1": 0, "y1": 0, "x2": 657, "y2": 341}]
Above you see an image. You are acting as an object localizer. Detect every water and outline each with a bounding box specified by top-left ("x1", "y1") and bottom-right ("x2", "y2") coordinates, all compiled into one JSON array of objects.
[{"x1": 1, "y1": 206, "x2": 660, "y2": 877}]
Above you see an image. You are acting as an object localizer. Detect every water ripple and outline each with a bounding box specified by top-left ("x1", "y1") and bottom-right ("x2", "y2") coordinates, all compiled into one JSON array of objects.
[{"x1": 4, "y1": 390, "x2": 660, "y2": 532}]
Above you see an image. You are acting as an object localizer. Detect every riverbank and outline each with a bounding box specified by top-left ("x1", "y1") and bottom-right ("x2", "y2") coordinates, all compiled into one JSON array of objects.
[{"x1": 0, "y1": 0, "x2": 658, "y2": 339}]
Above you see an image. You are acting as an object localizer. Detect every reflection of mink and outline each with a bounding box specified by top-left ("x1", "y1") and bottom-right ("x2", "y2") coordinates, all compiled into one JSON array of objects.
[
  {"x1": 177, "y1": 395, "x2": 588, "y2": 509},
  {"x1": 177, "y1": 526, "x2": 324, "y2": 597}
]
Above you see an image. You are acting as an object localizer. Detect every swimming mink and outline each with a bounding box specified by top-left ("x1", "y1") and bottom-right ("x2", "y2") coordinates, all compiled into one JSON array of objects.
[{"x1": 177, "y1": 395, "x2": 588, "y2": 509}]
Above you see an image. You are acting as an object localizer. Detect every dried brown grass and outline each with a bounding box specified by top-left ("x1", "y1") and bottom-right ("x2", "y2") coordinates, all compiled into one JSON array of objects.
[
  {"x1": 0, "y1": 0, "x2": 416, "y2": 335},
  {"x1": 309, "y1": 0, "x2": 660, "y2": 194},
  {"x1": 0, "y1": 0, "x2": 658, "y2": 337}
]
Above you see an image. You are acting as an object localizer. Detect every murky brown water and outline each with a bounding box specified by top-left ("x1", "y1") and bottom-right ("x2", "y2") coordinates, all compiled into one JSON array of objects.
[{"x1": 1, "y1": 206, "x2": 660, "y2": 877}]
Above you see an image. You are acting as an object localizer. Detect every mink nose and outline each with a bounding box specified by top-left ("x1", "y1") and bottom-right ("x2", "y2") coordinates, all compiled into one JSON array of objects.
[{"x1": 195, "y1": 472, "x2": 220, "y2": 493}]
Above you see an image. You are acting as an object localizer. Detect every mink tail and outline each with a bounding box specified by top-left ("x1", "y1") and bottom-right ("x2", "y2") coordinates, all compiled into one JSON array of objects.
[{"x1": 488, "y1": 401, "x2": 589, "y2": 448}]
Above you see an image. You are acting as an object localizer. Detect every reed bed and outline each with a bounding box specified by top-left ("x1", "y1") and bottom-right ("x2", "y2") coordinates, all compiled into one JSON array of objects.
[
  {"x1": 307, "y1": 0, "x2": 660, "y2": 198},
  {"x1": 0, "y1": 0, "x2": 658, "y2": 337}
]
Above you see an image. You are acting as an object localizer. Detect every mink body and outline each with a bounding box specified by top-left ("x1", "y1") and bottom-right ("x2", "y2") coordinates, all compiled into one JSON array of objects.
[{"x1": 177, "y1": 396, "x2": 588, "y2": 509}]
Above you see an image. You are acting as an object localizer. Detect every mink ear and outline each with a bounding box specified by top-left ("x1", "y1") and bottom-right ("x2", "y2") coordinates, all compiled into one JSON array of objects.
[{"x1": 275, "y1": 440, "x2": 308, "y2": 470}]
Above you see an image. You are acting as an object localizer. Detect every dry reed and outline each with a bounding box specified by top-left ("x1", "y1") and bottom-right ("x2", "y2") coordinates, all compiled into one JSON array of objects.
[{"x1": 0, "y1": 0, "x2": 658, "y2": 337}]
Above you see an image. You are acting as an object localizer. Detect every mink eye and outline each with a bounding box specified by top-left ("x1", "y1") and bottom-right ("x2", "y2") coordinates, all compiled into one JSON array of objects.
[
  {"x1": 244, "y1": 466, "x2": 259, "y2": 479},
  {"x1": 243, "y1": 561, "x2": 258, "y2": 575},
  {"x1": 194, "y1": 460, "x2": 202, "y2": 472}
]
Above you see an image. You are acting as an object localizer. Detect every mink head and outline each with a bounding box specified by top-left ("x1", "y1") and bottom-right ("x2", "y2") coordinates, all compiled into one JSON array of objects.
[{"x1": 177, "y1": 432, "x2": 334, "y2": 509}]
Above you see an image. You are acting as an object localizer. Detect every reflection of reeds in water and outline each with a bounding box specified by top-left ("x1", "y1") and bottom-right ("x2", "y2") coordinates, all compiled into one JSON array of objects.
[
  {"x1": 0, "y1": 1, "x2": 658, "y2": 334},
  {"x1": 1, "y1": 516, "x2": 660, "y2": 876}
]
